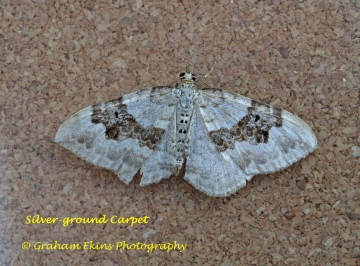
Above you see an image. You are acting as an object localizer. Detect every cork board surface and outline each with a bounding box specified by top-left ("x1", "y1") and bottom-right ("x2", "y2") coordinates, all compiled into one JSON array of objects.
[{"x1": 1, "y1": 0, "x2": 359, "y2": 265}]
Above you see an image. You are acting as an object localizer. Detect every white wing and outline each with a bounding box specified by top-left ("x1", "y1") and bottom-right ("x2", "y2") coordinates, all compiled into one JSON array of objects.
[
  {"x1": 55, "y1": 87, "x2": 178, "y2": 184},
  {"x1": 184, "y1": 88, "x2": 317, "y2": 197},
  {"x1": 184, "y1": 103, "x2": 249, "y2": 197}
]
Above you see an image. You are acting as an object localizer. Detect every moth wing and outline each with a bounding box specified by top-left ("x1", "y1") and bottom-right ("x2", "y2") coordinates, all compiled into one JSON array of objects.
[
  {"x1": 55, "y1": 87, "x2": 177, "y2": 184},
  {"x1": 184, "y1": 88, "x2": 317, "y2": 197},
  {"x1": 184, "y1": 103, "x2": 249, "y2": 197}
]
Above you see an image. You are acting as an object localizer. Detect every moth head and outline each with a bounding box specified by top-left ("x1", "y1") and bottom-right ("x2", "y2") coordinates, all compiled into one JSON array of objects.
[{"x1": 179, "y1": 71, "x2": 196, "y2": 83}]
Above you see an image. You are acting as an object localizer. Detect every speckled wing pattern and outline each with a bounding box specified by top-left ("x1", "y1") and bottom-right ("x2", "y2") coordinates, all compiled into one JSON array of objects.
[
  {"x1": 55, "y1": 72, "x2": 317, "y2": 197},
  {"x1": 185, "y1": 89, "x2": 316, "y2": 196},
  {"x1": 55, "y1": 86, "x2": 177, "y2": 185}
]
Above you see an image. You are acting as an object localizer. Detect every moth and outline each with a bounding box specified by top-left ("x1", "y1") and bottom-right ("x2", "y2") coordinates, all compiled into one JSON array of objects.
[{"x1": 55, "y1": 72, "x2": 317, "y2": 197}]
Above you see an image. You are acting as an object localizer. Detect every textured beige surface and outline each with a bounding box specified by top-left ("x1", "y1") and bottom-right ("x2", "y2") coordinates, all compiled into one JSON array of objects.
[{"x1": 1, "y1": 0, "x2": 359, "y2": 265}]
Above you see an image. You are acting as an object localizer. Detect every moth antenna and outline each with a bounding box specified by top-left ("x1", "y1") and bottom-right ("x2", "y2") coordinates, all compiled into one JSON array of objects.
[
  {"x1": 167, "y1": 77, "x2": 181, "y2": 87},
  {"x1": 198, "y1": 59, "x2": 217, "y2": 88},
  {"x1": 204, "y1": 59, "x2": 217, "y2": 78}
]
